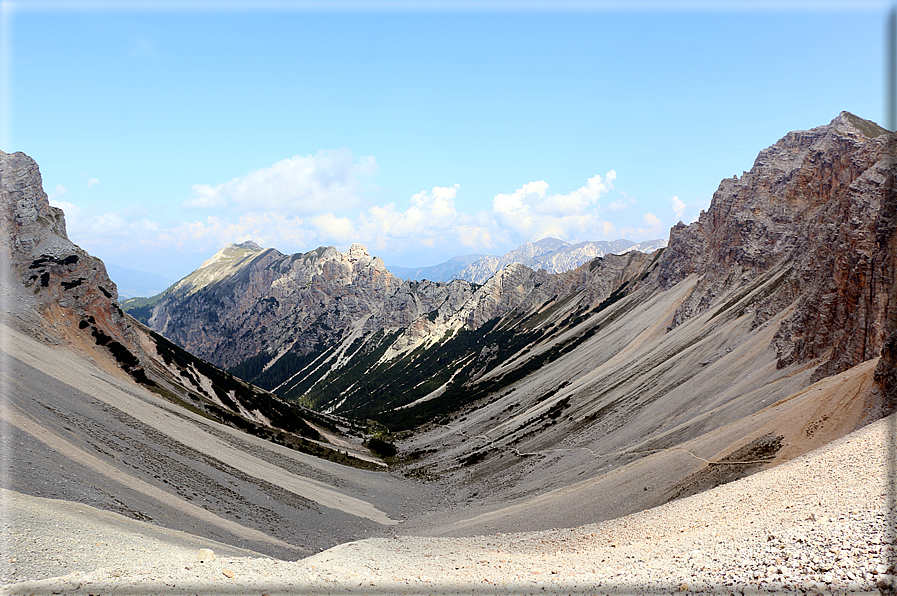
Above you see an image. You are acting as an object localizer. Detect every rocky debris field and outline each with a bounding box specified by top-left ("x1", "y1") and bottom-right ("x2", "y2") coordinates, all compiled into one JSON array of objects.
[{"x1": 3, "y1": 412, "x2": 893, "y2": 595}]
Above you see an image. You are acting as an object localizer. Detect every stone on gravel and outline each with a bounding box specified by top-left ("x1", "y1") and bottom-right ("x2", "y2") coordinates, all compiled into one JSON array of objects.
[{"x1": 196, "y1": 549, "x2": 216, "y2": 563}]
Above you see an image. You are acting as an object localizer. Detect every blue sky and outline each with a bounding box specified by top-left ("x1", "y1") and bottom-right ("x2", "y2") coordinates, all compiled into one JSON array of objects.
[{"x1": 2, "y1": 1, "x2": 891, "y2": 280}]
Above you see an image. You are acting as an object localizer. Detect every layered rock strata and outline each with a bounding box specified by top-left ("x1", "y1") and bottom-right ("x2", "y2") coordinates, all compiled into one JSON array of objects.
[
  {"x1": 0, "y1": 150, "x2": 135, "y2": 360},
  {"x1": 660, "y1": 112, "x2": 895, "y2": 380}
]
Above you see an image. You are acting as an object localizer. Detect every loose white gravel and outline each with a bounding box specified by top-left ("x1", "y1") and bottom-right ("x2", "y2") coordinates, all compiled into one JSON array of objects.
[{"x1": 3, "y1": 414, "x2": 894, "y2": 595}]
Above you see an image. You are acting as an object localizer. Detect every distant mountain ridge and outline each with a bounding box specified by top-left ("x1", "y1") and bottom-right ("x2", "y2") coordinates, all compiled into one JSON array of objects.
[
  {"x1": 449, "y1": 237, "x2": 668, "y2": 284},
  {"x1": 104, "y1": 263, "x2": 174, "y2": 299},
  {"x1": 386, "y1": 254, "x2": 486, "y2": 282},
  {"x1": 386, "y1": 238, "x2": 667, "y2": 283}
]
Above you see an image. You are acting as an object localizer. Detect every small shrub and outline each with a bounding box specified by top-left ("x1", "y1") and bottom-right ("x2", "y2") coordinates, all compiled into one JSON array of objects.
[{"x1": 366, "y1": 436, "x2": 398, "y2": 458}]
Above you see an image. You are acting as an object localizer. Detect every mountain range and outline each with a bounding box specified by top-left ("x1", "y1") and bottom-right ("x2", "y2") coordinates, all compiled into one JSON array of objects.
[
  {"x1": 385, "y1": 237, "x2": 667, "y2": 283},
  {"x1": 121, "y1": 110, "x2": 896, "y2": 531},
  {"x1": 0, "y1": 149, "x2": 424, "y2": 558},
  {"x1": 2, "y1": 111, "x2": 895, "y2": 572},
  {"x1": 386, "y1": 253, "x2": 486, "y2": 282}
]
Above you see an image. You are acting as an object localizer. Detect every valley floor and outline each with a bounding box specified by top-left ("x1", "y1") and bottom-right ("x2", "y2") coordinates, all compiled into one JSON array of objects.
[{"x1": 3, "y1": 410, "x2": 893, "y2": 595}]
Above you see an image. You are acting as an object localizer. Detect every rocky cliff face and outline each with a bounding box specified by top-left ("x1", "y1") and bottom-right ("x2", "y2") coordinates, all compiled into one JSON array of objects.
[
  {"x1": 0, "y1": 150, "x2": 366, "y2": 466},
  {"x1": 659, "y1": 112, "x2": 894, "y2": 381},
  {"x1": 872, "y1": 131, "x2": 897, "y2": 414},
  {"x1": 0, "y1": 150, "x2": 135, "y2": 359}
]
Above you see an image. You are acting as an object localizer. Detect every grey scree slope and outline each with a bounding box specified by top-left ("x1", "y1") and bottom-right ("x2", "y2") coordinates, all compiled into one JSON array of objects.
[
  {"x1": 2, "y1": 410, "x2": 893, "y2": 595},
  {"x1": 0, "y1": 321, "x2": 438, "y2": 568}
]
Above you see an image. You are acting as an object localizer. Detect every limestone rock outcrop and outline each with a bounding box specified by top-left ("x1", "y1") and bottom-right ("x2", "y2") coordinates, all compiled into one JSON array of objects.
[
  {"x1": 0, "y1": 150, "x2": 137, "y2": 364},
  {"x1": 658, "y1": 112, "x2": 894, "y2": 380}
]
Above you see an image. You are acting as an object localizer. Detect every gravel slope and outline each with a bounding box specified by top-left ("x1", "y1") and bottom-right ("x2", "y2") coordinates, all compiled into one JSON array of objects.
[
  {"x1": 0, "y1": 322, "x2": 437, "y2": 560},
  {"x1": 3, "y1": 412, "x2": 893, "y2": 595}
]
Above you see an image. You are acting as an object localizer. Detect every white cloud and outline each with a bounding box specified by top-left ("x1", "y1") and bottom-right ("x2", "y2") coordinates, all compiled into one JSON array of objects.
[
  {"x1": 620, "y1": 211, "x2": 665, "y2": 240},
  {"x1": 491, "y1": 180, "x2": 547, "y2": 237},
  {"x1": 312, "y1": 213, "x2": 356, "y2": 244},
  {"x1": 644, "y1": 212, "x2": 662, "y2": 229},
  {"x1": 86, "y1": 177, "x2": 101, "y2": 188},
  {"x1": 534, "y1": 172, "x2": 615, "y2": 216},
  {"x1": 491, "y1": 172, "x2": 616, "y2": 242},
  {"x1": 56, "y1": 162, "x2": 654, "y2": 274},
  {"x1": 184, "y1": 148, "x2": 377, "y2": 215},
  {"x1": 48, "y1": 184, "x2": 68, "y2": 201},
  {"x1": 49, "y1": 199, "x2": 78, "y2": 213},
  {"x1": 455, "y1": 223, "x2": 493, "y2": 250},
  {"x1": 156, "y1": 212, "x2": 319, "y2": 254},
  {"x1": 670, "y1": 196, "x2": 686, "y2": 221},
  {"x1": 607, "y1": 191, "x2": 636, "y2": 212},
  {"x1": 354, "y1": 184, "x2": 495, "y2": 253},
  {"x1": 53, "y1": 202, "x2": 160, "y2": 255},
  {"x1": 54, "y1": 198, "x2": 309, "y2": 257}
]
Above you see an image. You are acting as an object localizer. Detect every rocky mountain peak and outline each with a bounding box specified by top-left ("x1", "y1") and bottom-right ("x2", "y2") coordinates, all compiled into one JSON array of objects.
[
  {"x1": 200, "y1": 240, "x2": 265, "y2": 268},
  {"x1": 830, "y1": 110, "x2": 889, "y2": 139},
  {"x1": 2, "y1": 150, "x2": 72, "y2": 263},
  {"x1": 659, "y1": 112, "x2": 894, "y2": 382},
  {"x1": 346, "y1": 242, "x2": 371, "y2": 263},
  {"x1": 530, "y1": 237, "x2": 567, "y2": 253}
]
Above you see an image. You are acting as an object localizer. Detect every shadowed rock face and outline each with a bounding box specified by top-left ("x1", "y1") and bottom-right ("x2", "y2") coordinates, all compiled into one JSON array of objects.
[{"x1": 872, "y1": 131, "x2": 897, "y2": 415}]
